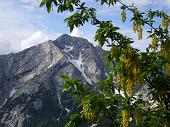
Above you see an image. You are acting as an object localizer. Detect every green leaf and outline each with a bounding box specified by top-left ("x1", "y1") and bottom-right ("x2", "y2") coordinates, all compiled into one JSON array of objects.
[
  {"x1": 46, "y1": 2, "x2": 52, "y2": 13},
  {"x1": 39, "y1": 0, "x2": 47, "y2": 7}
]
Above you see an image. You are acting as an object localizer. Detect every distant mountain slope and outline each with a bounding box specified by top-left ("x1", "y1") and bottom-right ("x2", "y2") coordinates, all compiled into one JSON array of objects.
[{"x1": 0, "y1": 34, "x2": 106, "y2": 127}]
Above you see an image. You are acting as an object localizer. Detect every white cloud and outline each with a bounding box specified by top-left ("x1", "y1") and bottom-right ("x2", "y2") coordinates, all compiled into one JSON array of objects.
[
  {"x1": 122, "y1": 0, "x2": 170, "y2": 8},
  {"x1": 0, "y1": 1, "x2": 62, "y2": 54},
  {"x1": 0, "y1": 1, "x2": 36, "y2": 54},
  {"x1": 122, "y1": 0, "x2": 150, "y2": 6},
  {"x1": 97, "y1": 6, "x2": 120, "y2": 16},
  {"x1": 0, "y1": 41, "x2": 11, "y2": 54},
  {"x1": 155, "y1": 0, "x2": 170, "y2": 8},
  {"x1": 20, "y1": 31, "x2": 62, "y2": 50},
  {"x1": 19, "y1": 0, "x2": 41, "y2": 10},
  {"x1": 70, "y1": 27, "x2": 83, "y2": 37},
  {"x1": 19, "y1": 0, "x2": 40, "y2": 5},
  {"x1": 20, "y1": 31, "x2": 49, "y2": 50},
  {"x1": 0, "y1": 31, "x2": 62, "y2": 54}
]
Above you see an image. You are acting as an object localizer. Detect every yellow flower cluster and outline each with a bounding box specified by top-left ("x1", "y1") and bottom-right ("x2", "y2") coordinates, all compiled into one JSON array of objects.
[
  {"x1": 124, "y1": 48, "x2": 133, "y2": 68},
  {"x1": 161, "y1": 39, "x2": 170, "y2": 75},
  {"x1": 83, "y1": 103, "x2": 98, "y2": 123},
  {"x1": 133, "y1": 67, "x2": 144, "y2": 84},
  {"x1": 124, "y1": 50, "x2": 144, "y2": 95},
  {"x1": 161, "y1": 39, "x2": 170, "y2": 60},
  {"x1": 121, "y1": 9, "x2": 126, "y2": 23},
  {"x1": 165, "y1": 64, "x2": 170, "y2": 75},
  {"x1": 121, "y1": 110, "x2": 130, "y2": 127},
  {"x1": 124, "y1": 58, "x2": 131, "y2": 68},
  {"x1": 117, "y1": 74, "x2": 126, "y2": 87},
  {"x1": 117, "y1": 48, "x2": 144, "y2": 95},
  {"x1": 111, "y1": 44, "x2": 118, "y2": 59},
  {"x1": 133, "y1": 20, "x2": 143, "y2": 40},
  {"x1": 126, "y1": 79, "x2": 133, "y2": 95},
  {"x1": 162, "y1": 17, "x2": 169, "y2": 29},
  {"x1": 151, "y1": 35, "x2": 158, "y2": 50}
]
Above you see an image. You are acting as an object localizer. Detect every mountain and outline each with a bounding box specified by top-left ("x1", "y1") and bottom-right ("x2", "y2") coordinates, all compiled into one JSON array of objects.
[{"x1": 0, "y1": 34, "x2": 106, "y2": 127}]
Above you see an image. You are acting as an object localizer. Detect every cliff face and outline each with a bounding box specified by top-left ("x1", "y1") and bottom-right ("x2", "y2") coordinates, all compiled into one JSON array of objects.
[{"x1": 0, "y1": 34, "x2": 106, "y2": 127}]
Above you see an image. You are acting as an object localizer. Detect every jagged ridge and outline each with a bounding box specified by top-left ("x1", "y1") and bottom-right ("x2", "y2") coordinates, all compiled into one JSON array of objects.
[{"x1": 0, "y1": 34, "x2": 106, "y2": 127}]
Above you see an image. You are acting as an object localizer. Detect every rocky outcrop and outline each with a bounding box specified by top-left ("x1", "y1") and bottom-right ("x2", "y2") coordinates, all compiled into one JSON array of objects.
[{"x1": 0, "y1": 34, "x2": 106, "y2": 127}]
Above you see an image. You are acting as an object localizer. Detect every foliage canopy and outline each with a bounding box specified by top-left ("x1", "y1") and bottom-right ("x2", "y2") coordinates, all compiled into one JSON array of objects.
[{"x1": 40, "y1": 0, "x2": 170, "y2": 126}]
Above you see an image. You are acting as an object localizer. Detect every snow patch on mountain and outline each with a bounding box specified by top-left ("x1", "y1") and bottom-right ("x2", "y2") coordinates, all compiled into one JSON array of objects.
[
  {"x1": 65, "y1": 108, "x2": 70, "y2": 113},
  {"x1": 69, "y1": 52, "x2": 92, "y2": 84},
  {"x1": 9, "y1": 88, "x2": 17, "y2": 98},
  {"x1": 63, "y1": 45, "x2": 74, "y2": 52},
  {"x1": 48, "y1": 64, "x2": 53, "y2": 68},
  {"x1": 89, "y1": 124, "x2": 97, "y2": 127},
  {"x1": 1, "y1": 98, "x2": 7, "y2": 108}
]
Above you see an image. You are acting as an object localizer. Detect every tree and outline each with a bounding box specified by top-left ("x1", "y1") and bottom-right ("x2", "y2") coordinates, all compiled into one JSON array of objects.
[{"x1": 40, "y1": 0, "x2": 170, "y2": 126}]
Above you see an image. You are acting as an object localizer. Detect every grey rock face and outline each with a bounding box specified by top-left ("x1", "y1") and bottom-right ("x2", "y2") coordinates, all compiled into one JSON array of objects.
[{"x1": 0, "y1": 34, "x2": 106, "y2": 127}]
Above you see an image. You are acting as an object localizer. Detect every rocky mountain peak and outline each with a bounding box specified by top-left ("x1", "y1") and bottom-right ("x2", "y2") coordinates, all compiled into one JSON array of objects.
[
  {"x1": 0, "y1": 34, "x2": 106, "y2": 127},
  {"x1": 54, "y1": 34, "x2": 94, "y2": 58}
]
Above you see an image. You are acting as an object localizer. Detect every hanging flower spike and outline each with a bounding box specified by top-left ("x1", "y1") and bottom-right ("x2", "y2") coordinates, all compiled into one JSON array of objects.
[
  {"x1": 151, "y1": 35, "x2": 158, "y2": 50},
  {"x1": 165, "y1": 63, "x2": 170, "y2": 75},
  {"x1": 126, "y1": 78, "x2": 134, "y2": 96},
  {"x1": 121, "y1": 110, "x2": 130, "y2": 127},
  {"x1": 133, "y1": 21, "x2": 137, "y2": 33},
  {"x1": 83, "y1": 102, "x2": 98, "y2": 123},
  {"x1": 162, "y1": 17, "x2": 169, "y2": 29},
  {"x1": 121, "y1": 9, "x2": 126, "y2": 23},
  {"x1": 111, "y1": 44, "x2": 118, "y2": 59},
  {"x1": 137, "y1": 26, "x2": 142, "y2": 40},
  {"x1": 160, "y1": 39, "x2": 170, "y2": 60},
  {"x1": 117, "y1": 74, "x2": 126, "y2": 88}
]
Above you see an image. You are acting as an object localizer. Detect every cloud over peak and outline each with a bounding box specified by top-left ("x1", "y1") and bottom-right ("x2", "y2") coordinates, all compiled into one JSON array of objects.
[
  {"x1": 21, "y1": 31, "x2": 49, "y2": 50},
  {"x1": 70, "y1": 27, "x2": 83, "y2": 37}
]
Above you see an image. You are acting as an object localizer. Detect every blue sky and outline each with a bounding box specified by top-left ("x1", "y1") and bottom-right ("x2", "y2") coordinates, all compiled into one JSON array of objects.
[{"x1": 0, "y1": 0, "x2": 170, "y2": 54}]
